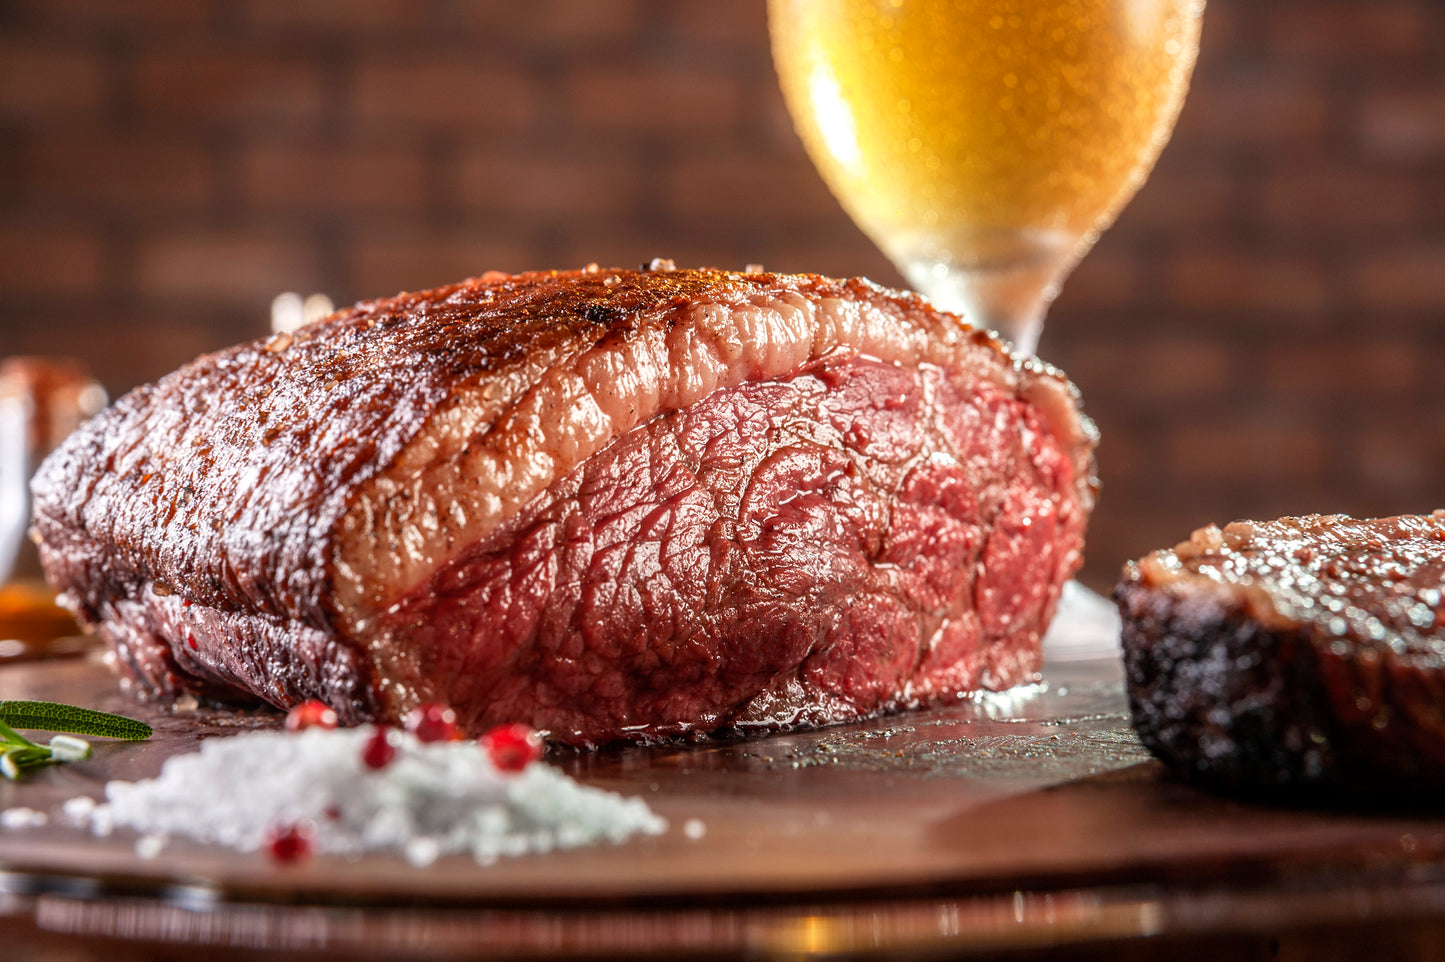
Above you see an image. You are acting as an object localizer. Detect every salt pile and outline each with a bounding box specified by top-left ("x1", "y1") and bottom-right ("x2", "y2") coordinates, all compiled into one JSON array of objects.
[{"x1": 59, "y1": 726, "x2": 667, "y2": 866}]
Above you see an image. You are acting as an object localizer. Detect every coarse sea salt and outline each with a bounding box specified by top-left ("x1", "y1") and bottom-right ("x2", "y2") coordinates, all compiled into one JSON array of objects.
[
  {"x1": 57, "y1": 726, "x2": 668, "y2": 866},
  {"x1": 0, "y1": 807, "x2": 48, "y2": 830}
]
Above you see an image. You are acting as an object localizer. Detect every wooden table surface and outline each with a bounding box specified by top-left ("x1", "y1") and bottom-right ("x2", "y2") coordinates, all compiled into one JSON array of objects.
[{"x1": 2, "y1": 592, "x2": 1444, "y2": 960}]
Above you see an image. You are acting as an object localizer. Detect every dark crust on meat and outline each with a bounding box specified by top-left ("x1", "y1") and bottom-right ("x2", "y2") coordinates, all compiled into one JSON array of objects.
[
  {"x1": 1118, "y1": 513, "x2": 1445, "y2": 797},
  {"x1": 34, "y1": 268, "x2": 1090, "y2": 629},
  {"x1": 31, "y1": 268, "x2": 976, "y2": 632}
]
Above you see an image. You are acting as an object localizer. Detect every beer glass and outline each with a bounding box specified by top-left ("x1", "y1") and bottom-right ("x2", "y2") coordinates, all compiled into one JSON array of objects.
[{"x1": 769, "y1": 0, "x2": 1203, "y2": 355}]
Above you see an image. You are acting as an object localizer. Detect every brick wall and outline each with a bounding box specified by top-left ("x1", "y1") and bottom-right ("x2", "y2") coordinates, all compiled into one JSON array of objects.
[{"x1": 2, "y1": 0, "x2": 1443, "y2": 589}]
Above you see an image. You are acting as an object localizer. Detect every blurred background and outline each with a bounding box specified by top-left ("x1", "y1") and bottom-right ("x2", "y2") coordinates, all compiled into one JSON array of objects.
[{"x1": 1, "y1": 0, "x2": 1442, "y2": 590}]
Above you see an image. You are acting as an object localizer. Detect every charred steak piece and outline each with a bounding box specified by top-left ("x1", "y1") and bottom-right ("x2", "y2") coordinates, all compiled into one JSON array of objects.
[
  {"x1": 1119, "y1": 512, "x2": 1445, "y2": 795},
  {"x1": 33, "y1": 267, "x2": 1096, "y2": 746}
]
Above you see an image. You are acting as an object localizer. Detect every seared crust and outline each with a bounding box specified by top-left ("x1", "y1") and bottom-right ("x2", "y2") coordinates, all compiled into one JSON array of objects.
[
  {"x1": 35, "y1": 267, "x2": 1094, "y2": 625},
  {"x1": 1118, "y1": 512, "x2": 1445, "y2": 796}
]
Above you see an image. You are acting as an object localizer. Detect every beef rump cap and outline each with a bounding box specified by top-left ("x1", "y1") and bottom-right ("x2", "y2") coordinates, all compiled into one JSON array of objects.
[
  {"x1": 1118, "y1": 512, "x2": 1445, "y2": 795},
  {"x1": 33, "y1": 267, "x2": 1096, "y2": 745}
]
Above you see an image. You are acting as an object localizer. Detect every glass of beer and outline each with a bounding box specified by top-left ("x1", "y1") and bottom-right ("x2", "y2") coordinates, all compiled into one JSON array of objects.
[{"x1": 769, "y1": 0, "x2": 1204, "y2": 355}]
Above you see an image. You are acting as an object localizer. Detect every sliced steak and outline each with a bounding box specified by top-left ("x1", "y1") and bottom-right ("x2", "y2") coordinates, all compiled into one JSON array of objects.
[
  {"x1": 1118, "y1": 512, "x2": 1445, "y2": 795},
  {"x1": 33, "y1": 267, "x2": 1096, "y2": 746}
]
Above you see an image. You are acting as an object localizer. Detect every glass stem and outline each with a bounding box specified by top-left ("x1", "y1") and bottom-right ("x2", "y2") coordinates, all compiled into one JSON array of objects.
[
  {"x1": 900, "y1": 253, "x2": 1064, "y2": 359},
  {"x1": 970, "y1": 298, "x2": 1046, "y2": 359}
]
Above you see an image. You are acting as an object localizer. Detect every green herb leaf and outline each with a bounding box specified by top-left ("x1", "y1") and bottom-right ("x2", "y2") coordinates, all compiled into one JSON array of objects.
[
  {"x1": 0, "y1": 743, "x2": 53, "y2": 779},
  {"x1": 0, "y1": 717, "x2": 37, "y2": 749},
  {"x1": 2, "y1": 744, "x2": 53, "y2": 767},
  {"x1": 0, "y1": 701, "x2": 152, "y2": 741}
]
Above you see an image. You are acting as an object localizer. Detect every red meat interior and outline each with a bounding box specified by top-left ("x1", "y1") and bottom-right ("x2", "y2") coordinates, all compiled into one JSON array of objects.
[{"x1": 377, "y1": 353, "x2": 1084, "y2": 745}]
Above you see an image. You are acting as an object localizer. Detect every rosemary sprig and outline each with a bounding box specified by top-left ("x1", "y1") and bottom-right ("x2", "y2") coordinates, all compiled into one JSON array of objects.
[
  {"x1": 0, "y1": 701, "x2": 153, "y2": 740},
  {"x1": 0, "y1": 700, "x2": 153, "y2": 780}
]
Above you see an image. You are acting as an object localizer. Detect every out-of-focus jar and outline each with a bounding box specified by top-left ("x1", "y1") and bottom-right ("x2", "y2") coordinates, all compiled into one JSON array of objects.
[{"x1": 0, "y1": 358, "x2": 107, "y2": 651}]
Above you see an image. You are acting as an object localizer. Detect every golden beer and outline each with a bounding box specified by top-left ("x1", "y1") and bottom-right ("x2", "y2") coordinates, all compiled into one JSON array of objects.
[{"x1": 770, "y1": 0, "x2": 1202, "y2": 346}]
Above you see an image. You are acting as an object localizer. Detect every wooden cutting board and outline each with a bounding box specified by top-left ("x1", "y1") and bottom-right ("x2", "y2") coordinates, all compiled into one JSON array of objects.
[{"x1": 1, "y1": 598, "x2": 1444, "y2": 958}]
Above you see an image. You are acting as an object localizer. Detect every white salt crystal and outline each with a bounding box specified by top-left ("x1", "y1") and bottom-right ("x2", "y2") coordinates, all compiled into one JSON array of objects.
[
  {"x1": 134, "y1": 834, "x2": 166, "y2": 860},
  {"x1": 61, "y1": 795, "x2": 98, "y2": 824},
  {"x1": 404, "y1": 836, "x2": 441, "y2": 867},
  {"x1": 89, "y1": 807, "x2": 114, "y2": 837},
  {"x1": 683, "y1": 818, "x2": 707, "y2": 840},
  {"x1": 63, "y1": 726, "x2": 667, "y2": 865},
  {"x1": 1, "y1": 807, "x2": 48, "y2": 829}
]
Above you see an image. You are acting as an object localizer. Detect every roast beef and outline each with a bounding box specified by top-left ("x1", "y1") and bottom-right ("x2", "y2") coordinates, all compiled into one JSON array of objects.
[
  {"x1": 32, "y1": 266, "x2": 1097, "y2": 745},
  {"x1": 1119, "y1": 512, "x2": 1445, "y2": 795}
]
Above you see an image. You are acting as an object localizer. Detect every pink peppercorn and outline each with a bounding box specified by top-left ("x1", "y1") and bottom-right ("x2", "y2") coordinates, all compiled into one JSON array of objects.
[
  {"x1": 267, "y1": 822, "x2": 312, "y2": 863},
  {"x1": 285, "y1": 700, "x2": 339, "y2": 732},
  {"x1": 480, "y1": 723, "x2": 543, "y2": 772},
  {"x1": 361, "y1": 726, "x2": 397, "y2": 770},
  {"x1": 404, "y1": 703, "x2": 459, "y2": 744}
]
